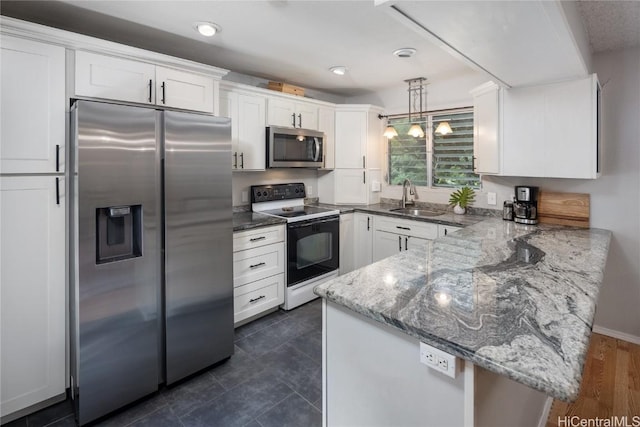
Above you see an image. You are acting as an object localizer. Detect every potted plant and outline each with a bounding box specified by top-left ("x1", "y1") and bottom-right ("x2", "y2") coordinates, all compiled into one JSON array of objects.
[{"x1": 449, "y1": 186, "x2": 476, "y2": 214}]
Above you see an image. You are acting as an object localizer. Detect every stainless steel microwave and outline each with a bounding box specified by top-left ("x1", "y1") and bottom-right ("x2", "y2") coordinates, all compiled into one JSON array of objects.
[{"x1": 267, "y1": 126, "x2": 325, "y2": 168}]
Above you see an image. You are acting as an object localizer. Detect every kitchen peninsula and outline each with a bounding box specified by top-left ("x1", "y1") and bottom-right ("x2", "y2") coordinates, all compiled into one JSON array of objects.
[{"x1": 315, "y1": 218, "x2": 611, "y2": 426}]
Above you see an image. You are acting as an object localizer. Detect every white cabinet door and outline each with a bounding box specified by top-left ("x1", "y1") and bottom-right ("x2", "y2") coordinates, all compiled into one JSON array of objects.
[
  {"x1": 219, "y1": 89, "x2": 239, "y2": 169},
  {"x1": 335, "y1": 110, "x2": 366, "y2": 169},
  {"x1": 319, "y1": 106, "x2": 336, "y2": 169},
  {"x1": 1, "y1": 176, "x2": 66, "y2": 417},
  {"x1": 296, "y1": 102, "x2": 319, "y2": 130},
  {"x1": 75, "y1": 51, "x2": 155, "y2": 105},
  {"x1": 236, "y1": 94, "x2": 266, "y2": 170},
  {"x1": 502, "y1": 74, "x2": 599, "y2": 179},
  {"x1": 333, "y1": 169, "x2": 367, "y2": 205},
  {"x1": 372, "y1": 230, "x2": 402, "y2": 262},
  {"x1": 502, "y1": 86, "x2": 546, "y2": 177},
  {"x1": 471, "y1": 82, "x2": 501, "y2": 175},
  {"x1": 267, "y1": 98, "x2": 297, "y2": 128},
  {"x1": 1, "y1": 36, "x2": 65, "y2": 174},
  {"x1": 155, "y1": 66, "x2": 214, "y2": 113},
  {"x1": 438, "y1": 225, "x2": 461, "y2": 238},
  {"x1": 267, "y1": 97, "x2": 318, "y2": 129},
  {"x1": 339, "y1": 213, "x2": 354, "y2": 275},
  {"x1": 406, "y1": 236, "x2": 429, "y2": 252},
  {"x1": 353, "y1": 213, "x2": 373, "y2": 269}
]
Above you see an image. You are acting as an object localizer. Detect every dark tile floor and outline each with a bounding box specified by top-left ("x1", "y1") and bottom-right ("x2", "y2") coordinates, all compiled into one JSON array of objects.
[{"x1": 6, "y1": 299, "x2": 322, "y2": 427}]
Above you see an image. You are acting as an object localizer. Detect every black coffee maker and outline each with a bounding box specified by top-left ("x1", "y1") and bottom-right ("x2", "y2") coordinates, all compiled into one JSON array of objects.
[{"x1": 513, "y1": 186, "x2": 539, "y2": 225}]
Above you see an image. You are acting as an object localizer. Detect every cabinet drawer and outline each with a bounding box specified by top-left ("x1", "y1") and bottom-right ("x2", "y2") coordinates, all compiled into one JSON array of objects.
[
  {"x1": 373, "y1": 216, "x2": 438, "y2": 240},
  {"x1": 234, "y1": 274, "x2": 284, "y2": 325},
  {"x1": 234, "y1": 225, "x2": 285, "y2": 251},
  {"x1": 233, "y1": 242, "x2": 285, "y2": 287}
]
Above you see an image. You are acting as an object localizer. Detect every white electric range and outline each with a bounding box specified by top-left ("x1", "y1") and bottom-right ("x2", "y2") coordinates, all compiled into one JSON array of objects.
[{"x1": 251, "y1": 183, "x2": 340, "y2": 310}]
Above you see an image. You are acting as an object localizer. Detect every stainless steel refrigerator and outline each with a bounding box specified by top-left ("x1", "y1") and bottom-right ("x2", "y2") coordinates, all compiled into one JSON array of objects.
[{"x1": 69, "y1": 100, "x2": 233, "y2": 425}]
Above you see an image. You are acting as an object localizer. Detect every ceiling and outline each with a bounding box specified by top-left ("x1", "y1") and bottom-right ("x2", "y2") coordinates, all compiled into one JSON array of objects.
[{"x1": 2, "y1": 1, "x2": 639, "y2": 98}]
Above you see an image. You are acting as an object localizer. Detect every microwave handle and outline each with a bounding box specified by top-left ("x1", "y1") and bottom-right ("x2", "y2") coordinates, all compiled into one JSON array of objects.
[{"x1": 312, "y1": 138, "x2": 321, "y2": 162}]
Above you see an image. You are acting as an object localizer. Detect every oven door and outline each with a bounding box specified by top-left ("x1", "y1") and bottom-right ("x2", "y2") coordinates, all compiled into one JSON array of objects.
[{"x1": 287, "y1": 215, "x2": 339, "y2": 286}]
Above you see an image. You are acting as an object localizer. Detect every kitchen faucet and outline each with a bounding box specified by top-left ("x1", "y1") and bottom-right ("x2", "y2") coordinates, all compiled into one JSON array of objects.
[{"x1": 401, "y1": 178, "x2": 415, "y2": 208}]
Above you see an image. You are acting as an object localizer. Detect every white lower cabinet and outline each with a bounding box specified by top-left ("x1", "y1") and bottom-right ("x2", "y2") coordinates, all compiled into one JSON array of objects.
[
  {"x1": 232, "y1": 225, "x2": 285, "y2": 325},
  {"x1": 339, "y1": 213, "x2": 354, "y2": 275},
  {"x1": 438, "y1": 225, "x2": 461, "y2": 237},
  {"x1": 353, "y1": 213, "x2": 373, "y2": 269},
  {"x1": 372, "y1": 216, "x2": 438, "y2": 263},
  {"x1": 1, "y1": 176, "x2": 66, "y2": 418}
]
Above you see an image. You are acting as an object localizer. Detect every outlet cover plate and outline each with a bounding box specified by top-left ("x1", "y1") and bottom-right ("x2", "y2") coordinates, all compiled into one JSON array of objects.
[{"x1": 420, "y1": 342, "x2": 457, "y2": 378}]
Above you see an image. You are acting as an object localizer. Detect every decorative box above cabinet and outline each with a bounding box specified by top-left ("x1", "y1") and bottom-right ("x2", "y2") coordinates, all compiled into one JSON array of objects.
[{"x1": 75, "y1": 51, "x2": 215, "y2": 113}]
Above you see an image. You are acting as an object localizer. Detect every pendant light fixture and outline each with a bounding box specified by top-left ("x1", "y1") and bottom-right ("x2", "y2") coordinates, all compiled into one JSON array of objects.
[
  {"x1": 383, "y1": 125, "x2": 399, "y2": 138},
  {"x1": 435, "y1": 121, "x2": 453, "y2": 135},
  {"x1": 406, "y1": 77, "x2": 426, "y2": 138}
]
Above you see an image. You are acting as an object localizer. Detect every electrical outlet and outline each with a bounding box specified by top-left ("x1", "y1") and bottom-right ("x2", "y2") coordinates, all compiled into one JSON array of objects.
[
  {"x1": 419, "y1": 342, "x2": 457, "y2": 378},
  {"x1": 241, "y1": 191, "x2": 248, "y2": 203},
  {"x1": 307, "y1": 185, "x2": 313, "y2": 196},
  {"x1": 487, "y1": 192, "x2": 497, "y2": 205}
]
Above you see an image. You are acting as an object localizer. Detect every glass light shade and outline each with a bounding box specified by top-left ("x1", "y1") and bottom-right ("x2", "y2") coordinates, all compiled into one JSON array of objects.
[
  {"x1": 408, "y1": 123, "x2": 425, "y2": 138},
  {"x1": 435, "y1": 121, "x2": 453, "y2": 135},
  {"x1": 383, "y1": 125, "x2": 398, "y2": 138}
]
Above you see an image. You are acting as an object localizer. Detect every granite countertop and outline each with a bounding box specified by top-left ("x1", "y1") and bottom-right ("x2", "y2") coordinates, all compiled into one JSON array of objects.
[
  {"x1": 233, "y1": 211, "x2": 286, "y2": 232},
  {"x1": 314, "y1": 218, "x2": 612, "y2": 401}
]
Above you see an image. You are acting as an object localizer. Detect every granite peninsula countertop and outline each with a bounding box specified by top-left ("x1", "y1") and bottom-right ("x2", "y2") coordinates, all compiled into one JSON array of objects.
[{"x1": 314, "y1": 218, "x2": 612, "y2": 401}]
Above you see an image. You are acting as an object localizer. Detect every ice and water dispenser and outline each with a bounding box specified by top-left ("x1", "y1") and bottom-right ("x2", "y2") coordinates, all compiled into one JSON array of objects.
[{"x1": 96, "y1": 205, "x2": 143, "y2": 264}]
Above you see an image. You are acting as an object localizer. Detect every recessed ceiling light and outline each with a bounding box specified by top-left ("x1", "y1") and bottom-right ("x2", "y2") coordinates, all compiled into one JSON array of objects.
[
  {"x1": 329, "y1": 66, "x2": 347, "y2": 76},
  {"x1": 393, "y1": 48, "x2": 417, "y2": 58},
  {"x1": 194, "y1": 22, "x2": 221, "y2": 37}
]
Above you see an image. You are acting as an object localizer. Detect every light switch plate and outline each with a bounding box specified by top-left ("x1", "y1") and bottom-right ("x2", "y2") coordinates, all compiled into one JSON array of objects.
[
  {"x1": 487, "y1": 192, "x2": 497, "y2": 205},
  {"x1": 241, "y1": 191, "x2": 248, "y2": 203}
]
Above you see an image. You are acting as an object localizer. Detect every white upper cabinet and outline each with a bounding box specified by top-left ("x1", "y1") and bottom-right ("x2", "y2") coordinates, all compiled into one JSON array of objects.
[
  {"x1": 319, "y1": 105, "x2": 382, "y2": 205},
  {"x1": 470, "y1": 82, "x2": 501, "y2": 175},
  {"x1": 267, "y1": 97, "x2": 319, "y2": 130},
  {"x1": 1, "y1": 36, "x2": 65, "y2": 174},
  {"x1": 502, "y1": 74, "x2": 600, "y2": 179},
  {"x1": 155, "y1": 66, "x2": 214, "y2": 112},
  {"x1": 75, "y1": 51, "x2": 155, "y2": 105},
  {"x1": 75, "y1": 51, "x2": 214, "y2": 113},
  {"x1": 472, "y1": 75, "x2": 600, "y2": 179},
  {"x1": 220, "y1": 87, "x2": 266, "y2": 171},
  {"x1": 319, "y1": 106, "x2": 336, "y2": 169}
]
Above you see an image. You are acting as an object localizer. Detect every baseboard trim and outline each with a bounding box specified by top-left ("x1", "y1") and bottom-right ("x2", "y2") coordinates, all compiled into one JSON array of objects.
[
  {"x1": 537, "y1": 396, "x2": 554, "y2": 427},
  {"x1": 593, "y1": 325, "x2": 640, "y2": 345}
]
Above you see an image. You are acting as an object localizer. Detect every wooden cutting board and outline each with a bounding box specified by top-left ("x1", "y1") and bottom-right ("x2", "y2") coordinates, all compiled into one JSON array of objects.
[{"x1": 537, "y1": 191, "x2": 590, "y2": 228}]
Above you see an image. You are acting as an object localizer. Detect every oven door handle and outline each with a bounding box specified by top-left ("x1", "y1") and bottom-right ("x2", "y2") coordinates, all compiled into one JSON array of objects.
[{"x1": 288, "y1": 216, "x2": 339, "y2": 229}]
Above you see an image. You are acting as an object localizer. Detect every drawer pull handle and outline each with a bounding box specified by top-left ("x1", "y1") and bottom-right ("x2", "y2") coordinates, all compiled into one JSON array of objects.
[
  {"x1": 250, "y1": 295, "x2": 266, "y2": 303},
  {"x1": 250, "y1": 236, "x2": 266, "y2": 242},
  {"x1": 249, "y1": 262, "x2": 266, "y2": 269},
  {"x1": 396, "y1": 226, "x2": 411, "y2": 230}
]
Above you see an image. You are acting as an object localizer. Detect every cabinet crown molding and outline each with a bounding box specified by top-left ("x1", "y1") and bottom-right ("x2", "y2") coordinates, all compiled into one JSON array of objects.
[{"x1": 1, "y1": 16, "x2": 229, "y2": 79}]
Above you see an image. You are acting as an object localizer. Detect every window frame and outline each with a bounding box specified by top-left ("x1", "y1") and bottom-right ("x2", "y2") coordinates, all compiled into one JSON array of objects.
[{"x1": 385, "y1": 106, "x2": 479, "y2": 190}]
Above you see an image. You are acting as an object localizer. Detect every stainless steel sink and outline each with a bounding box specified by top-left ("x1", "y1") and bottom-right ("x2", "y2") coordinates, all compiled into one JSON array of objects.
[{"x1": 389, "y1": 208, "x2": 445, "y2": 217}]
